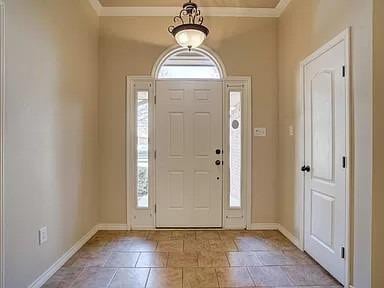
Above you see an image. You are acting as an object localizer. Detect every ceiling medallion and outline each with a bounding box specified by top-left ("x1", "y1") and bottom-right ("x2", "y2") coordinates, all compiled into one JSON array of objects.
[{"x1": 168, "y1": 0, "x2": 209, "y2": 50}]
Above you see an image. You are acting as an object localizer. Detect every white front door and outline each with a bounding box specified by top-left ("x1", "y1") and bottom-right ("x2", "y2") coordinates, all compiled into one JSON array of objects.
[
  {"x1": 303, "y1": 40, "x2": 347, "y2": 284},
  {"x1": 156, "y1": 80, "x2": 223, "y2": 227}
]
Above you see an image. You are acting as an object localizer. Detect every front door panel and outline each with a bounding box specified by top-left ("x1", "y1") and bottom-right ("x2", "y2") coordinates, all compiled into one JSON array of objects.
[{"x1": 156, "y1": 80, "x2": 223, "y2": 227}]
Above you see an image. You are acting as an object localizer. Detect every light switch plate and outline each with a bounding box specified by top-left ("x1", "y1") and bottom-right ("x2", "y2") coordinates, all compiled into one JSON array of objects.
[
  {"x1": 39, "y1": 227, "x2": 48, "y2": 245},
  {"x1": 254, "y1": 128, "x2": 267, "y2": 137}
]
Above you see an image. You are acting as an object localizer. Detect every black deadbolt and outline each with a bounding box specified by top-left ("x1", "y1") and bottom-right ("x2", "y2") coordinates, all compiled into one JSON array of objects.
[
  {"x1": 301, "y1": 165, "x2": 311, "y2": 172},
  {"x1": 216, "y1": 149, "x2": 221, "y2": 155}
]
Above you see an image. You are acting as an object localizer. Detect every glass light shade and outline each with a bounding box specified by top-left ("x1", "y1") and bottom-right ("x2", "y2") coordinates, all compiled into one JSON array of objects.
[{"x1": 174, "y1": 29, "x2": 206, "y2": 49}]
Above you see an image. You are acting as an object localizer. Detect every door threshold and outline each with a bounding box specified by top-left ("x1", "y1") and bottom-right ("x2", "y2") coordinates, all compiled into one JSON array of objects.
[{"x1": 156, "y1": 227, "x2": 223, "y2": 230}]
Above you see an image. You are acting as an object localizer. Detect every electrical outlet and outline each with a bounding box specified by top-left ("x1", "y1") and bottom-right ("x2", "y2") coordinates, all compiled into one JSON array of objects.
[{"x1": 39, "y1": 227, "x2": 48, "y2": 245}]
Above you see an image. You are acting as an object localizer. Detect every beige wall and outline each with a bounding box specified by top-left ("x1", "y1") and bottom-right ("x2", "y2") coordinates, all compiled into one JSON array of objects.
[
  {"x1": 99, "y1": 17, "x2": 279, "y2": 224},
  {"x1": 373, "y1": 0, "x2": 384, "y2": 287},
  {"x1": 277, "y1": 0, "x2": 373, "y2": 287},
  {"x1": 5, "y1": 0, "x2": 99, "y2": 287}
]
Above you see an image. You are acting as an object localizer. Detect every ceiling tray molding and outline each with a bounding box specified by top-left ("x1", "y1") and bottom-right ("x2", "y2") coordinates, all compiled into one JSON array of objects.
[{"x1": 90, "y1": 0, "x2": 291, "y2": 18}]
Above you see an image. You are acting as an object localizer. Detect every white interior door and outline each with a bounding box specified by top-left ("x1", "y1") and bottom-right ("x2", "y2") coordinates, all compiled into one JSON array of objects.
[
  {"x1": 303, "y1": 40, "x2": 347, "y2": 284},
  {"x1": 156, "y1": 80, "x2": 223, "y2": 227}
]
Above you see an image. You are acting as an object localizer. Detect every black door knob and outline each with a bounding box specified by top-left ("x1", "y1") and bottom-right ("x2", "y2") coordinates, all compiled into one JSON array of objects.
[
  {"x1": 215, "y1": 160, "x2": 221, "y2": 166},
  {"x1": 301, "y1": 165, "x2": 311, "y2": 172}
]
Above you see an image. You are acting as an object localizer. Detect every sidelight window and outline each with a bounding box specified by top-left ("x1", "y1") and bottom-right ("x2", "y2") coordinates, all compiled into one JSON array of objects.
[
  {"x1": 229, "y1": 91, "x2": 242, "y2": 208},
  {"x1": 136, "y1": 90, "x2": 149, "y2": 208}
]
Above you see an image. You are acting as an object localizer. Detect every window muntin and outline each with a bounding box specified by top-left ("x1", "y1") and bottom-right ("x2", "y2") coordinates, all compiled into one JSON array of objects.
[
  {"x1": 158, "y1": 50, "x2": 221, "y2": 79},
  {"x1": 136, "y1": 90, "x2": 149, "y2": 208},
  {"x1": 229, "y1": 91, "x2": 242, "y2": 208}
]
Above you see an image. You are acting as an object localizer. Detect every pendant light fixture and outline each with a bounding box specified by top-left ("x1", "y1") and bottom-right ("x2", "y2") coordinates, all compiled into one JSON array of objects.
[{"x1": 168, "y1": 0, "x2": 209, "y2": 50}]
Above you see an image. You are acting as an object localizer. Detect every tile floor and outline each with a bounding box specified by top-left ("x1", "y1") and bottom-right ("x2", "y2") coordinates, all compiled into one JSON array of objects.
[{"x1": 43, "y1": 230, "x2": 342, "y2": 288}]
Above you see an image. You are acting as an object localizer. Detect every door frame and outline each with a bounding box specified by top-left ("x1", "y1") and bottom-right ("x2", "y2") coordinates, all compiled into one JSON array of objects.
[
  {"x1": 0, "y1": 1, "x2": 5, "y2": 287},
  {"x1": 297, "y1": 28, "x2": 351, "y2": 286},
  {"x1": 126, "y1": 76, "x2": 252, "y2": 230}
]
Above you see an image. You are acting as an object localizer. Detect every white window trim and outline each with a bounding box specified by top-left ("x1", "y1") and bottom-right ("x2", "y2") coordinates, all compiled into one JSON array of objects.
[
  {"x1": 152, "y1": 45, "x2": 227, "y2": 80},
  {"x1": 126, "y1": 45, "x2": 251, "y2": 230},
  {"x1": 223, "y1": 78, "x2": 252, "y2": 229},
  {"x1": 126, "y1": 77, "x2": 155, "y2": 229},
  {"x1": 126, "y1": 76, "x2": 252, "y2": 230},
  {"x1": 0, "y1": 1, "x2": 5, "y2": 287}
]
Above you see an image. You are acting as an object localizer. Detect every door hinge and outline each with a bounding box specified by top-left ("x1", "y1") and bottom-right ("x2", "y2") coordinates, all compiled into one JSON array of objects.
[
  {"x1": 342, "y1": 65, "x2": 346, "y2": 77},
  {"x1": 154, "y1": 150, "x2": 157, "y2": 159},
  {"x1": 342, "y1": 156, "x2": 347, "y2": 168},
  {"x1": 154, "y1": 204, "x2": 157, "y2": 213},
  {"x1": 154, "y1": 95, "x2": 156, "y2": 104},
  {"x1": 341, "y1": 247, "x2": 345, "y2": 259}
]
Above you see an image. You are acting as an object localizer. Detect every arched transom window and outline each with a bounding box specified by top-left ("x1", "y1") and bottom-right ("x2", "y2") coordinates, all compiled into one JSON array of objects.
[{"x1": 157, "y1": 48, "x2": 222, "y2": 79}]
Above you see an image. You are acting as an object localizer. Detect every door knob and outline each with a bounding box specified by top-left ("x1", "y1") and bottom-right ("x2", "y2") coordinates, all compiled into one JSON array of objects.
[
  {"x1": 215, "y1": 160, "x2": 221, "y2": 166},
  {"x1": 301, "y1": 165, "x2": 311, "y2": 172}
]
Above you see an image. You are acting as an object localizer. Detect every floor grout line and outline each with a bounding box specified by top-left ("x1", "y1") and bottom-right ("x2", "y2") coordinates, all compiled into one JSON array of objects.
[
  {"x1": 66, "y1": 267, "x2": 86, "y2": 288},
  {"x1": 223, "y1": 251, "x2": 231, "y2": 267},
  {"x1": 105, "y1": 268, "x2": 118, "y2": 288},
  {"x1": 144, "y1": 267, "x2": 150, "y2": 288},
  {"x1": 245, "y1": 266, "x2": 256, "y2": 287},
  {"x1": 134, "y1": 252, "x2": 141, "y2": 267}
]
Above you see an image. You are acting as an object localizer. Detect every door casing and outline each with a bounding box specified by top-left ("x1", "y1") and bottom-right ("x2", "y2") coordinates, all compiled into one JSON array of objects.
[
  {"x1": 126, "y1": 76, "x2": 252, "y2": 230},
  {"x1": 298, "y1": 28, "x2": 351, "y2": 286},
  {"x1": 0, "y1": 1, "x2": 5, "y2": 287}
]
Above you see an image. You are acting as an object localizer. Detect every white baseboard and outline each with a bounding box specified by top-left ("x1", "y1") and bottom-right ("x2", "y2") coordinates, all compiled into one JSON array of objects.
[
  {"x1": 28, "y1": 225, "x2": 98, "y2": 288},
  {"x1": 97, "y1": 223, "x2": 129, "y2": 230},
  {"x1": 248, "y1": 223, "x2": 280, "y2": 230},
  {"x1": 277, "y1": 224, "x2": 302, "y2": 250}
]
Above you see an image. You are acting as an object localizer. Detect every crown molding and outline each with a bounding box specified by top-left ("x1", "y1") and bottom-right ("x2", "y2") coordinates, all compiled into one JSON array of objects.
[
  {"x1": 89, "y1": 0, "x2": 291, "y2": 18},
  {"x1": 88, "y1": 0, "x2": 102, "y2": 16},
  {"x1": 275, "y1": 0, "x2": 291, "y2": 16}
]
